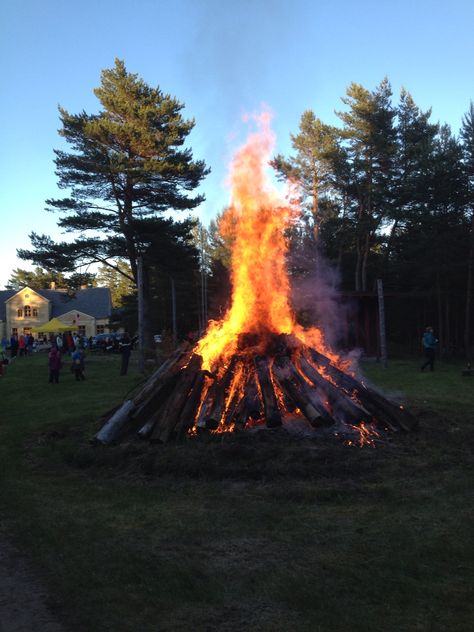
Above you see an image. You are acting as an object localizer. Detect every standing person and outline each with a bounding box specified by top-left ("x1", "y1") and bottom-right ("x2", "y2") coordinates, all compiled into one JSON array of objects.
[
  {"x1": 0, "y1": 344, "x2": 8, "y2": 377},
  {"x1": 10, "y1": 334, "x2": 18, "y2": 358},
  {"x1": 48, "y1": 345, "x2": 62, "y2": 383},
  {"x1": 27, "y1": 333, "x2": 34, "y2": 354},
  {"x1": 18, "y1": 334, "x2": 26, "y2": 357},
  {"x1": 56, "y1": 333, "x2": 63, "y2": 354},
  {"x1": 119, "y1": 333, "x2": 132, "y2": 375},
  {"x1": 421, "y1": 326, "x2": 438, "y2": 372},
  {"x1": 71, "y1": 347, "x2": 85, "y2": 381}
]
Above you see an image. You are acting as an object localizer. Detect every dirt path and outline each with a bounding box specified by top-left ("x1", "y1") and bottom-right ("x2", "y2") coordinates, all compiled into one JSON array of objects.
[{"x1": 0, "y1": 526, "x2": 65, "y2": 632}]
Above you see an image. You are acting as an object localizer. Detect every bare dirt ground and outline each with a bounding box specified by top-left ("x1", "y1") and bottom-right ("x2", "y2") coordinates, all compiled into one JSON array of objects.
[{"x1": 0, "y1": 526, "x2": 65, "y2": 632}]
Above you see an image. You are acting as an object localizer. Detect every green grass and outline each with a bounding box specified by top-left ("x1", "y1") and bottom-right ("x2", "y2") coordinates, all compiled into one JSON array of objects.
[{"x1": 1, "y1": 353, "x2": 473, "y2": 631}]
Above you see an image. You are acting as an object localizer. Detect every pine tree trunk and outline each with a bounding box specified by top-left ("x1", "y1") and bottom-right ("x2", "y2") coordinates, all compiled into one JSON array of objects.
[
  {"x1": 355, "y1": 238, "x2": 362, "y2": 292},
  {"x1": 436, "y1": 273, "x2": 443, "y2": 359},
  {"x1": 464, "y1": 211, "x2": 474, "y2": 360},
  {"x1": 361, "y1": 233, "x2": 370, "y2": 292}
]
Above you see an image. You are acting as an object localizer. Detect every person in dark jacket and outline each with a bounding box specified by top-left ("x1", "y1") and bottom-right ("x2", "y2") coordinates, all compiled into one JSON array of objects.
[
  {"x1": 119, "y1": 333, "x2": 132, "y2": 375},
  {"x1": 48, "y1": 345, "x2": 62, "y2": 383},
  {"x1": 10, "y1": 335, "x2": 18, "y2": 358},
  {"x1": 421, "y1": 326, "x2": 438, "y2": 372}
]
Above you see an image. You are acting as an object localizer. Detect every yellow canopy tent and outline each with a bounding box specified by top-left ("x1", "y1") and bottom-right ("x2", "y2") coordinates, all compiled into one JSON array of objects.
[{"x1": 31, "y1": 317, "x2": 78, "y2": 333}]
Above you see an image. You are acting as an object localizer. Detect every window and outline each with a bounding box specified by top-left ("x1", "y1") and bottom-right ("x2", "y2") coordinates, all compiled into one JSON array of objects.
[
  {"x1": 78, "y1": 325, "x2": 86, "y2": 336},
  {"x1": 96, "y1": 325, "x2": 105, "y2": 334},
  {"x1": 17, "y1": 308, "x2": 23, "y2": 318},
  {"x1": 24, "y1": 305, "x2": 31, "y2": 317},
  {"x1": 12, "y1": 328, "x2": 18, "y2": 336},
  {"x1": 32, "y1": 308, "x2": 38, "y2": 318}
]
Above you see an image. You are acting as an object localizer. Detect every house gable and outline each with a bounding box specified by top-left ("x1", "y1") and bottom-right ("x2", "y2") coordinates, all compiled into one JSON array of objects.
[
  {"x1": 5, "y1": 286, "x2": 50, "y2": 307},
  {"x1": 6, "y1": 287, "x2": 51, "y2": 329}
]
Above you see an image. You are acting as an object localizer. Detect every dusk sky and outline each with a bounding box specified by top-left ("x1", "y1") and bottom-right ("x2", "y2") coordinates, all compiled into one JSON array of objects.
[{"x1": 1, "y1": 0, "x2": 473, "y2": 289}]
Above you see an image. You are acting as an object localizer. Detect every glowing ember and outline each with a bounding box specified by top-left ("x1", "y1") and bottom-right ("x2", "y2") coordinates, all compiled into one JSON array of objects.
[
  {"x1": 196, "y1": 111, "x2": 336, "y2": 372},
  {"x1": 345, "y1": 422, "x2": 381, "y2": 448}
]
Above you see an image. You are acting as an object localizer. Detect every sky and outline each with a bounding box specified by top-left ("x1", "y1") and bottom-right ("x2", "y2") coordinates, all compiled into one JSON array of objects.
[{"x1": 1, "y1": 0, "x2": 473, "y2": 289}]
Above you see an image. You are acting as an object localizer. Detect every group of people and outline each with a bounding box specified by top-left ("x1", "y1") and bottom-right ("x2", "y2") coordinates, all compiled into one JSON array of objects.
[
  {"x1": 47, "y1": 344, "x2": 86, "y2": 383},
  {"x1": 3, "y1": 333, "x2": 35, "y2": 357},
  {"x1": 47, "y1": 332, "x2": 133, "y2": 383}
]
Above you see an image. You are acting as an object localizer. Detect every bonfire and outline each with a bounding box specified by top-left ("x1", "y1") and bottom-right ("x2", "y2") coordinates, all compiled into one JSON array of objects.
[{"x1": 95, "y1": 112, "x2": 417, "y2": 446}]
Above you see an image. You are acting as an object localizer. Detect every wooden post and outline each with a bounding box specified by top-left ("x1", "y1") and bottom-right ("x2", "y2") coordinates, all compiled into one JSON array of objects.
[
  {"x1": 377, "y1": 279, "x2": 388, "y2": 368},
  {"x1": 137, "y1": 255, "x2": 145, "y2": 374}
]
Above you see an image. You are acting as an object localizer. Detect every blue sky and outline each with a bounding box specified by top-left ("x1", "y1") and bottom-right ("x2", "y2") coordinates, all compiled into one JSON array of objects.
[{"x1": 1, "y1": 0, "x2": 473, "y2": 289}]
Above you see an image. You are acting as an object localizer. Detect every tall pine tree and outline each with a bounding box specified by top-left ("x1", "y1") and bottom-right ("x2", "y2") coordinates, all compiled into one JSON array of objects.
[{"x1": 18, "y1": 59, "x2": 209, "y2": 351}]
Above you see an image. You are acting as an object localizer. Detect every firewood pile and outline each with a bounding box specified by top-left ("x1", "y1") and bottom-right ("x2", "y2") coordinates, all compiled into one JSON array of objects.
[{"x1": 94, "y1": 333, "x2": 418, "y2": 445}]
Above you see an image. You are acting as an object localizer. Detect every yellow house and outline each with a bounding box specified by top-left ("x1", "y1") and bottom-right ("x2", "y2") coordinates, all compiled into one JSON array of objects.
[{"x1": 0, "y1": 286, "x2": 113, "y2": 340}]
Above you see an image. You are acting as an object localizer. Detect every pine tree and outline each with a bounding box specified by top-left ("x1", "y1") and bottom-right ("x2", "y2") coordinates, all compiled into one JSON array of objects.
[
  {"x1": 335, "y1": 79, "x2": 397, "y2": 291},
  {"x1": 460, "y1": 102, "x2": 474, "y2": 359},
  {"x1": 18, "y1": 59, "x2": 209, "y2": 351},
  {"x1": 272, "y1": 111, "x2": 337, "y2": 240}
]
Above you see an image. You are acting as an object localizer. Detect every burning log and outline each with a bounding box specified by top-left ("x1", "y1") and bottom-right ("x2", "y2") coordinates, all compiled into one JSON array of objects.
[
  {"x1": 149, "y1": 354, "x2": 203, "y2": 443},
  {"x1": 305, "y1": 348, "x2": 417, "y2": 432},
  {"x1": 272, "y1": 355, "x2": 334, "y2": 427},
  {"x1": 245, "y1": 372, "x2": 263, "y2": 420},
  {"x1": 254, "y1": 355, "x2": 282, "y2": 427},
  {"x1": 297, "y1": 355, "x2": 371, "y2": 426},
  {"x1": 206, "y1": 357, "x2": 241, "y2": 429},
  {"x1": 174, "y1": 371, "x2": 206, "y2": 438}
]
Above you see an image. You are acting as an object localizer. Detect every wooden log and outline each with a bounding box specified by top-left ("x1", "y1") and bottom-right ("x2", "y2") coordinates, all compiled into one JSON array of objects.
[
  {"x1": 297, "y1": 355, "x2": 371, "y2": 425},
  {"x1": 222, "y1": 389, "x2": 243, "y2": 427},
  {"x1": 195, "y1": 376, "x2": 217, "y2": 430},
  {"x1": 174, "y1": 371, "x2": 206, "y2": 438},
  {"x1": 254, "y1": 355, "x2": 282, "y2": 427},
  {"x1": 276, "y1": 376, "x2": 323, "y2": 426},
  {"x1": 273, "y1": 355, "x2": 334, "y2": 426},
  {"x1": 94, "y1": 399, "x2": 135, "y2": 444},
  {"x1": 206, "y1": 357, "x2": 240, "y2": 429},
  {"x1": 149, "y1": 355, "x2": 203, "y2": 443},
  {"x1": 305, "y1": 347, "x2": 417, "y2": 431},
  {"x1": 132, "y1": 345, "x2": 191, "y2": 406},
  {"x1": 245, "y1": 371, "x2": 263, "y2": 420},
  {"x1": 137, "y1": 405, "x2": 165, "y2": 440},
  {"x1": 232, "y1": 395, "x2": 249, "y2": 429},
  {"x1": 131, "y1": 348, "x2": 194, "y2": 422}
]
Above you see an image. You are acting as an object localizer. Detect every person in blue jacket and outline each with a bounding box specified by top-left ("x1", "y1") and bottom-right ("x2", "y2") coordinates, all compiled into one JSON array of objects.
[{"x1": 421, "y1": 326, "x2": 438, "y2": 371}]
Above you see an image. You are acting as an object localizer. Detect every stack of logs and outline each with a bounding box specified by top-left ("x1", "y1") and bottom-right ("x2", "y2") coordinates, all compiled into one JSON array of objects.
[{"x1": 95, "y1": 334, "x2": 418, "y2": 445}]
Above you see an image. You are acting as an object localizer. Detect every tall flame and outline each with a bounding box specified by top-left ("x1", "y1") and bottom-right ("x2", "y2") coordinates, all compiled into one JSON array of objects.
[{"x1": 196, "y1": 111, "x2": 330, "y2": 371}]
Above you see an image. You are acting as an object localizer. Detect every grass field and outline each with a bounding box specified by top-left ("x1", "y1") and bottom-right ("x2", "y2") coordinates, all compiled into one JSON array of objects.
[{"x1": 1, "y1": 351, "x2": 473, "y2": 631}]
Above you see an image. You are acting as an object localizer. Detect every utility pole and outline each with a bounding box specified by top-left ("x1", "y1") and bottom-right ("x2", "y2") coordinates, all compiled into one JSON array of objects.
[
  {"x1": 200, "y1": 225, "x2": 208, "y2": 335},
  {"x1": 377, "y1": 278, "x2": 388, "y2": 368},
  {"x1": 137, "y1": 254, "x2": 145, "y2": 373}
]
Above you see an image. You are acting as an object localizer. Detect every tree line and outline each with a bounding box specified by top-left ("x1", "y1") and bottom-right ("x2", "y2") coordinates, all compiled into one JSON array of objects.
[{"x1": 11, "y1": 61, "x2": 474, "y2": 359}]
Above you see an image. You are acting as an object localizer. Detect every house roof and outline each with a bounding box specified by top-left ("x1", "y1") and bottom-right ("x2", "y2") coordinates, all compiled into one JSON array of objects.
[
  {"x1": 0, "y1": 291, "x2": 16, "y2": 320},
  {"x1": 0, "y1": 287, "x2": 112, "y2": 320}
]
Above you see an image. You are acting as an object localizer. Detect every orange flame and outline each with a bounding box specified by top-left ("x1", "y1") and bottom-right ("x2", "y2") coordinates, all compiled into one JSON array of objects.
[{"x1": 196, "y1": 111, "x2": 333, "y2": 371}]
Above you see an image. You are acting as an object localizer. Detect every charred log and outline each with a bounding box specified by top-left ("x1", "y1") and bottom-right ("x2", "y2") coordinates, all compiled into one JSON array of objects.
[
  {"x1": 150, "y1": 355, "x2": 203, "y2": 443},
  {"x1": 174, "y1": 371, "x2": 206, "y2": 438},
  {"x1": 305, "y1": 348, "x2": 418, "y2": 431},
  {"x1": 274, "y1": 356, "x2": 334, "y2": 425},
  {"x1": 297, "y1": 355, "x2": 371, "y2": 426},
  {"x1": 254, "y1": 355, "x2": 282, "y2": 427}
]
